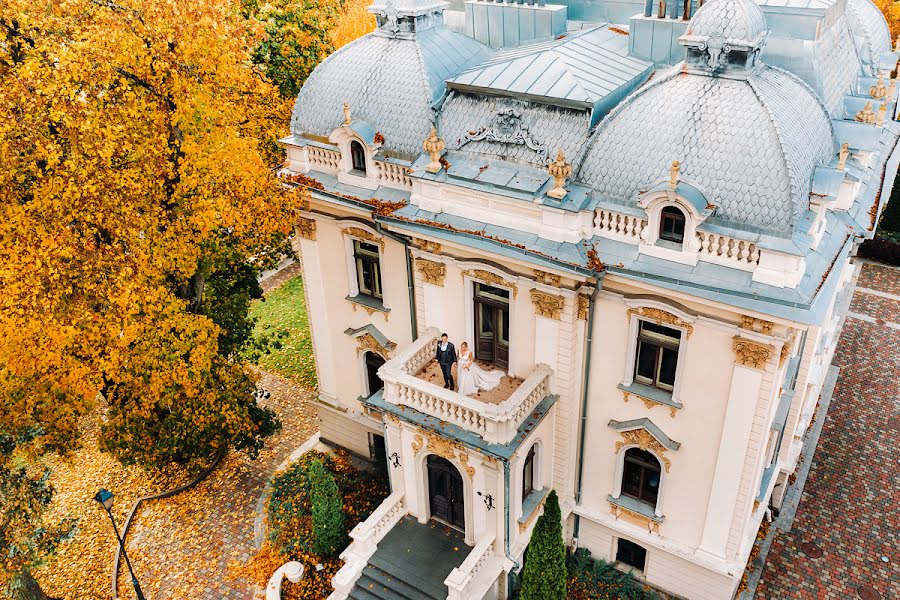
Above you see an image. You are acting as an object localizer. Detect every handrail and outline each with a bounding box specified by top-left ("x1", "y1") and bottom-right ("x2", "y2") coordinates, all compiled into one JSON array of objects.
[{"x1": 445, "y1": 535, "x2": 500, "y2": 600}]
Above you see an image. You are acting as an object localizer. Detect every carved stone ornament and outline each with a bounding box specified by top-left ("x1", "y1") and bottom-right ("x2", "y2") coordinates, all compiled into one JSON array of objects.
[
  {"x1": 615, "y1": 429, "x2": 671, "y2": 472},
  {"x1": 414, "y1": 432, "x2": 475, "y2": 479},
  {"x1": 530, "y1": 290, "x2": 565, "y2": 320},
  {"x1": 779, "y1": 343, "x2": 791, "y2": 368},
  {"x1": 355, "y1": 332, "x2": 395, "y2": 358},
  {"x1": 870, "y1": 73, "x2": 887, "y2": 100},
  {"x1": 740, "y1": 315, "x2": 774, "y2": 335},
  {"x1": 609, "y1": 500, "x2": 660, "y2": 533},
  {"x1": 546, "y1": 149, "x2": 572, "y2": 200},
  {"x1": 622, "y1": 390, "x2": 677, "y2": 418},
  {"x1": 856, "y1": 101, "x2": 877, "y2": 124},
  {"x1": 732, "y1": 337, "x2": 772, "y2": 369},
  {"x1": 837, "y1": 142, "x2": 850, "y2": 172},
  {"x1": 877, "y1": 102, "x2": 887, "y2": 127},
  {"x1": 577, "y1": 294, "x2": 590, "y2": 321},
  {"x1": 668, "y1": 160, "x2": 680, "y2": 190},
  {"x1": 423, "y1": 128, "x2": 446, "y2": 174},
  {"x1": 416, "y1": 258, "x2": 446, "y2": 286},
  {"x1": 378, "y1": 0, "x2": 400, "y2": 36},
  {"x1": 417, "y1": 239, "x2": 442, "y2": 254},
  {"x1": 459, "y1": 104, "x2": 549, "y2": 163},
  {"x1": 463, "y1": 269, "x2": 517, "y2": 298},
  {"x1": 533, "y1": 270, "x2": 561, "y2": 287},
  {"x1": 627, "y1": 306, "x2": 693, "y2": 337},
  {"x1": 296, "y1": 216, "x2": 316, "y2": 240},
  {"x1": 343, "y1": 226, "x2": 384, "y2": 250}
]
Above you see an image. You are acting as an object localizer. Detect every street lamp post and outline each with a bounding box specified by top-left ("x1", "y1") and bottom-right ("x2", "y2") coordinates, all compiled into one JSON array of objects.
[{"x1": 94, "y1": 488, "x2": 146, "y2": 600}]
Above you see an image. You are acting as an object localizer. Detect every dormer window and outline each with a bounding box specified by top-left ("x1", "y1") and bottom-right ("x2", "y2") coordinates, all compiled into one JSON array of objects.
[
  {"x1": 350, "y1": 141, "x2": 367, "y2": 174},
  {"x1": 659, "y1": 206, "x2": 686, "y2": 244}
]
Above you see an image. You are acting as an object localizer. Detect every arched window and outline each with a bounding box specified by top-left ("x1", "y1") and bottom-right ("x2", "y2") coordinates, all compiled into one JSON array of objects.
[
  {"x1": 522, "y1": 444, "x2": 537, "y2": 500},
  {"x1": 621, "y1": 448, "x2": 661, "y2": 508},
  {"x1": 350, "y1": 141, "x2": 367, "y2": 174},
  {"x1": 659, "y1": 206, "x2": 686, "y2": 244}
]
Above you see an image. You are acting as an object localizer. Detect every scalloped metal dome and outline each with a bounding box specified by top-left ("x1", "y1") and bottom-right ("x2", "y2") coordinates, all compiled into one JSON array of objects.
[
  {"x1": 846, "y1": 0, "x2": 892, "y2": 73},
  {"x1": 685, "y1": 0, "x2": 768, "y2": 45},
  {"x1": 577, "y1": 66, "x2": 834, "y2": 235}
]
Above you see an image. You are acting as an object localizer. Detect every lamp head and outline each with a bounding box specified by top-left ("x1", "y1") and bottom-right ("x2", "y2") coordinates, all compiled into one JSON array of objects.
[{"x1": 94, "y1": 488, "x2": 114, "y2": 510}]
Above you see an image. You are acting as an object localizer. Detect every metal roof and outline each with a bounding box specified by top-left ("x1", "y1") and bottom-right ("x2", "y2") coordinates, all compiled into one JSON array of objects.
[{"x1": 446, "y1": 25, "x2": 652, "y2": 109}]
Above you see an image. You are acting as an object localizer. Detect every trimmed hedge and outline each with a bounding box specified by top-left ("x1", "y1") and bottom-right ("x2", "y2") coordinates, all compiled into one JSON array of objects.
[{"x1": 566, "y1": 548, "x2": 662, "y2": 600}]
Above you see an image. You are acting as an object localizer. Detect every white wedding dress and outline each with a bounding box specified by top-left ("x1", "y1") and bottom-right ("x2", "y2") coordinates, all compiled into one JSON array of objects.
[{"x1": 457, "y1": 350, "x2": 504, "y2": 397}]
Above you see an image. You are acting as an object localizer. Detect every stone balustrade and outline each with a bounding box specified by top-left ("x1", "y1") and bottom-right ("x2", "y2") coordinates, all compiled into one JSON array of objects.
[
  {"x1": 376, "y1": 160, "x2": 413, "y2": 188},
  {"x1": 307, "y1": 146, "x2": 341, "y2": 173},
  {"x1": 328, "y1": 492, "x2": 406, "y2": 600},
  {"x1": 444, "y1": 535, "x2": 502, "y2": 600},
  {"x1": 697, "y1": 231, "x2": 760, "y2": 269},
  {"x1": 595, "y1": 209, "x2": 646, "y2": 241},
  {"x1": 380, "y1": 328, "x2": 553, "y2": 445}
]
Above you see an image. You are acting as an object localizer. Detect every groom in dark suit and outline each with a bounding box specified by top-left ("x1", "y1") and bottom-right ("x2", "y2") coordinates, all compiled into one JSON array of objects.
[{"x1": 435, "y1": 333, "x2": 457, "y2": 390}]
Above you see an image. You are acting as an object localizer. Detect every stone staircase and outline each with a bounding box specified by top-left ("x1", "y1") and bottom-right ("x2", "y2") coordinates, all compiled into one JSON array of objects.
[{"x1": 350, "y1": 563, "x2": 445, "y2": 600}]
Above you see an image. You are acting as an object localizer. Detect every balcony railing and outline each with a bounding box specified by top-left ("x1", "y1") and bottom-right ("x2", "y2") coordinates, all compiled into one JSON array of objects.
[
  {"x1": 379, "y1": 327, "x2": 552, "y2": 445},
  {"x1": 445, "y1": 534, "x2": 503, "y2": 600}
]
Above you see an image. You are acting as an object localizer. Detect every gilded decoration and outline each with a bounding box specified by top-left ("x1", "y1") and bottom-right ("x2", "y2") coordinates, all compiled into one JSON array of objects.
[
  {"x1": 350, "y1": 301, "x2": 388, "y2": 319},
  {"x1": 732, "y1": 337, "x2": 772, "y2": 369},
  {"x1": 779, "y1": 343, "x2": 791, "y2": 368},
  {"x1": 577, "y1": 294, "x2": 590, "y2": 321},
  {"x1": 627, "y1": 306, "x2": 693, "y2": 337},
  {"x1": 464, "y1": 269, "x2": 518, "y2": 298},
  {"x1": 416, "y1": 258, "x2": 446, "y2": 286},
  {"x1": 343, "y1": 226, "x2": 384, "y2": 250},
  {"x1": 622, "y1": 390, "x2": 677, "y2": 418},
  {"x1": 296, "y1": 216, "x2": 316, "y2": 240},
  {"x1": 355, "y1": 332, "x2": 395, "y2": 358},
  {"x1": 534, "y1": 270, "x2": 561, "y2": 287},
  {"x1": 740, "y1": 315, "x2": 774, "y2": 335},
  {"x1": 417, "y1": 239, "x2": 442, "y2": 254},
  {"x1": 413, "y1": 432, "x2": 475, "y2": 480},
  {"x1": 615, "y1": 429, "x2": 671, "y2": 472},
  {"x1": 609, "y1": 501, "x2": 660, "y2": 533},
  {"x1": 530, "y1": 290, "x2": 565, "y2": 320}
]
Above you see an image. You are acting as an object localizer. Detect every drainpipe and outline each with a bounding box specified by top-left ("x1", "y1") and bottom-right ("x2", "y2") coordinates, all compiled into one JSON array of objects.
[
  {"x1": 376, "y1": 222, "x2": 418, "y2": 342},
  {"x1": 572, "y1": 283, "x2": 601, "y2": 546},
  {"x1": 503, "y1": 459, "x2": 520, "y2": 597}
]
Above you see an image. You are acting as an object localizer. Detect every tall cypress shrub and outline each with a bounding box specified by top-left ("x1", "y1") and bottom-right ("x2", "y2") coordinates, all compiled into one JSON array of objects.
[
  {"x1": 520, "y1": 490, "x2": 567, "y2": 600},
  {"x1": 309, "y1": 459, "x2": 345, "y2": 556}
]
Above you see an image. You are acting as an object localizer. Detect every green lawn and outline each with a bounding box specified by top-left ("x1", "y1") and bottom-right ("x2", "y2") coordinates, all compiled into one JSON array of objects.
[{"x1": 250, "y1": 274, "x2": 318, "y2": 389}]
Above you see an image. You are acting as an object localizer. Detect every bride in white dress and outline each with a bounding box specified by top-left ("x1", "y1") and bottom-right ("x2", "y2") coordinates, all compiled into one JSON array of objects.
[{"x1": 457, "y1": 342, "x2": 504, "y2": 397}]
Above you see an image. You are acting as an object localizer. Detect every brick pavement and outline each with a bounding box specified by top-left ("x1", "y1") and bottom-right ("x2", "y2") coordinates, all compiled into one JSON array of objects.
[
  {"x1": 755, "y1": 263, "x2": 900, "y2": 600},
  {"x1": 117, "y1": 371, "x2": 319, "y2": 600}
]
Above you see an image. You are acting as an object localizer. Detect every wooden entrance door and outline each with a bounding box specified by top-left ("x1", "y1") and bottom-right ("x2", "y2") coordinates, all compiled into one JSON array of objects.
[
  {"x1": 474, "y1": 283, "x2": 510, "y2": 369},
  {"x1": 427, "y1": 455, "x2": 465, "y2": 531}
]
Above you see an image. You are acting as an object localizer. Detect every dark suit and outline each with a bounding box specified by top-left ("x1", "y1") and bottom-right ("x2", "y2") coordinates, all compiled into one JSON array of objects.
[{"x1": 435, "y1": 341, "x2": 457, "y2": 389}]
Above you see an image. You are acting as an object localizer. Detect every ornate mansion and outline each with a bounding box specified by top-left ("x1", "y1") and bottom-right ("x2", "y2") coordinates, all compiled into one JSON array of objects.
[{"x1": 279, "y1": 0, "x2": 900, "y2": 596}]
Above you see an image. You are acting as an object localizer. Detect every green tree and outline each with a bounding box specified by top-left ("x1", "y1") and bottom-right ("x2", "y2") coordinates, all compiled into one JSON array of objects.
[
  {"x1": 309, "y1": 459, "x2": 345, "y2": 556},
  {"x1": 521, "y1": 490, "x2": 567, "y2": 600}
]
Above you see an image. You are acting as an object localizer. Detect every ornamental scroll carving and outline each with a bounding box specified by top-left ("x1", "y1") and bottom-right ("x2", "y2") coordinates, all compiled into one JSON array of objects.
[
  {"x1": 732, "y1": 337, "x2": 772, "y2": 369},
  {"x1": 296, "y1": 216, "x2": 316, "y2": 240},
  {"x1": 609, "y1": 501, "x2": 660, "y2": 533},
  {"x1": 530, "y1": 290, "x2": 565, "y2": 320},
  {"x1": 343, "y1": 227, "x2": 384, "y2": 250},
  {"x1": 458, "y1": 105, "x2": 549, "y2": 163},
  {"x1": 779, "y1": 343, "x2": 791, "y2": 368},
  {"x1": 413, "y1": 432, "x2": 475, "y2": 479},
  {"x1": 577, "y1": 294, "x2": 590, "y2": 321},
  {"x1": 615, "y1": 429, "x2": 671, "y2": 472},
  {"x1": 533, "y1": 270, "x2": 561, "y2": 287},
  {"x1": 464, "y1": 269, "x2": 517, "y2": 298},
  {"x1": 417, "y1": 239, "x2": 442, "y2": 254},
  {"x1": 627, "y1": 307, "x2": 693, "y2": 337},
  {"x1": 740, "y1": 315, "x2": 774, "y2": 335},
  {"x1": 416, "y1": 258, "x2": 446, "y2": 286},
  {"x1": 355, "y1": 332, "x2": 395, "y2": 358}
]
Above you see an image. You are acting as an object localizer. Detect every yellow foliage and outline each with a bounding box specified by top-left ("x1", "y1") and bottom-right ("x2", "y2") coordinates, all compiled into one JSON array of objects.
[
  {"x1": 331, "y1": 0, "x2": 376, "y2": 49},
  {"x1": 875, "y1": 0, "x2": 900, "y2": 43}
]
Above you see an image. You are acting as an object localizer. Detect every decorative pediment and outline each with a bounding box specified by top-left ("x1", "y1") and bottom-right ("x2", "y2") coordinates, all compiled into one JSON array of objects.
[
  {"x1": 344, "y1": 325, "x2": 396, "y2": 358},
  {"x1": 463, "y1": 269, "x2": 518, "y2": 298},
  {"x1": 458, "y1": 104, "x2": 549, "y2": 163},
  {"x1": 413, "y1": 432, "x2": 475, "y2": 479},
  {"x1": 342, "y1": 225, "x2": 385, "y2": 250},
  {"x1": 609, "y1": 418, "x2": 680, "y2": 472},
  {"x1": 627, "y1": 305, "x2": 694, "y2": 337}
]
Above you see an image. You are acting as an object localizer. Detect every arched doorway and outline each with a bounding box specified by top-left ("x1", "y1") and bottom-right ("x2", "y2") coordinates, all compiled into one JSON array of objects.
[
  {"x1": 426, "y1": 455, "x2": 465, "y2": 531},
  {"x1": 364, "y1": 351, "x2": 386, "y2": 397}
]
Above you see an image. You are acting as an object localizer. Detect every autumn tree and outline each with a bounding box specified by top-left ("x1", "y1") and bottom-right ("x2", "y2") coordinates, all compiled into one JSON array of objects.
[{"x1": 520, "y1": 490, "x2": 567, "y2": 600}]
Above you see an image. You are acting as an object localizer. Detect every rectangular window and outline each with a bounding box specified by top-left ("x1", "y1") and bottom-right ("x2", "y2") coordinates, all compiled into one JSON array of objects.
[
  {"x1": 522, "y1": 445, "x2": 536, "y2": 500},
  {"x1": 354, "y1": 240, "x2": 382, "y2": 300},
  {"x1": 634, "y1": 321, "x2": 681, "y2": 392},
  {"x1": 616, "y1": 539, "x2": 648, "y2": 571}
]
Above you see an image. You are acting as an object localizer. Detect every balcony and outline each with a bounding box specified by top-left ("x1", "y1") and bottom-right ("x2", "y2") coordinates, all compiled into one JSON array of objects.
[{"x1": 378, "y1": 327, "x2": 553, "y2": 445}]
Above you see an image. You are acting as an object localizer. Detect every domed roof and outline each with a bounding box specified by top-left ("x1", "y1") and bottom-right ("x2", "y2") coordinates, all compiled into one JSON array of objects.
[
  {"x1": 577, "y1": 66, "x2": 834, "y2": 234},
  {"x1": 845, "y1": 0, "x2": 892, "y2": 73},
  {"x1": 683, "y1": 0, "x2": 767, "y2": 46},
  {"x1": 291, "y1": 27, "x2": 491, "y2": 157}
]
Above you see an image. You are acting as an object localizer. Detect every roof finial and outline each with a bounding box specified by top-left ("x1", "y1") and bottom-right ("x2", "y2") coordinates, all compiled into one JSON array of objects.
[
  {"x1": 877, "y1": 101, "x2": 887, "y2": 126},
  {"x1": 343, "y1": 102, "x2": 352, "y2": 126},
  {"x1": 870, "y1": 73, "x2": 887, "y2": 100},
  {"x1": 669, "y1": 160, "x2": 681, "y2": 190},
  {"x1": 855, "y1": 101, "x2": 876, "y2": 124},
  {"x1": 423, "y1": 128, "x2": 446, "y2": 174},
  {"x1": 837, "y1": 142, "x2": 850, "y2": 172},
  {"x1": 546, "y1": 149, "x2": 572, "y2": 199}
]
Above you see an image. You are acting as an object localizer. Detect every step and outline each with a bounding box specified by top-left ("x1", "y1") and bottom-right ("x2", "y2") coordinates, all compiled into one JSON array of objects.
[
  {"x1": 363, "y1": 564, "x2": 443, "y2": 600},
  {"x1": 348, "y1": 583, "x2": 387, "y2": 600},
  {"x1": 368, "y1": 554, "x2": 450, "y2": 600}
]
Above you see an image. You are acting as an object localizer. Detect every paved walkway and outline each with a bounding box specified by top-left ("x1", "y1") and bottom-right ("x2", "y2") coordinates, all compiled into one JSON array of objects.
[
  {"x1": 117, "y1": 371, "x2": 318, "y2": 599},
  {"x1": 755, "y1": 262, "x2": 900, "y2": 600}
]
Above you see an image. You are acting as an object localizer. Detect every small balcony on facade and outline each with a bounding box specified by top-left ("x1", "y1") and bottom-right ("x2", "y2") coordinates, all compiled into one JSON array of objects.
[{"x1": 376, "y1": 327, "x2": 553, "y2": 445}]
